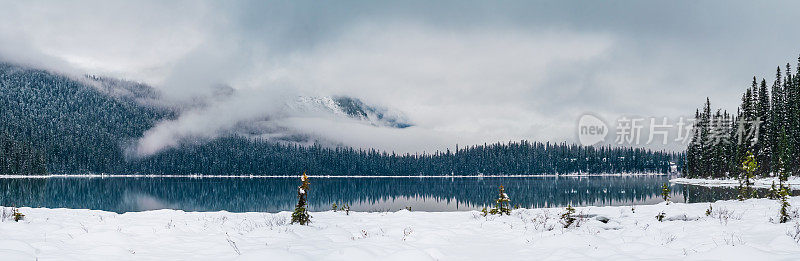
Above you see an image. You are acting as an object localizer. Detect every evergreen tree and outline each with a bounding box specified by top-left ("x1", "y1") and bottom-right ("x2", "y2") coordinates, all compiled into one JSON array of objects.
[
  {"x1": 756, "y1": 78, "x2": 772, "y2": 176},
  {"x1": 560, "y1": 205, "x2": 577, "y2": 228},
  {"x1": 778, "y1": 130, "x2": 792, "y2": 223},
  {"x1": 768, "y1": 181, "x2": 780, "y2": 200},
  {"x1": 684, "y1": 55, "x2": 800, "y2": 180},
  {"x1": 488, "y1": 185, "x2": 511, "y2": 215},
  {"x1": 770, "y1": 67, "x2": 786, "y2": 175},
  {"x1": 738, "y1": 151, "x2": 757, "y2": 200},
  {"x1": 661, "y1": 183, "x2": 671, "y2": 204},
  {"x1": 291, "y1": 173, "x2": 312, "y2": 225}
]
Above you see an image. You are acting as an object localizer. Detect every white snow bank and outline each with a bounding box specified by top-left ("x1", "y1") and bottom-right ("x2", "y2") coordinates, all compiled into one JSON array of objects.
[
  {"x1": 2, "y1": 198, "x2": 800, "y2": 260},
  {"x1": 671, "y1": 176, "x2": 800, "y2": 189}
]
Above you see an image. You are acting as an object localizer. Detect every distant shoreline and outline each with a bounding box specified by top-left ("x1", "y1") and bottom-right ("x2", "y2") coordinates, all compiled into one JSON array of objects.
[
  {"x1": 671, "y1": 177, "x2": 800, "y2": 188},
  {"x1": 0, "y1": 173, "x2": 667, "y2": 179}
]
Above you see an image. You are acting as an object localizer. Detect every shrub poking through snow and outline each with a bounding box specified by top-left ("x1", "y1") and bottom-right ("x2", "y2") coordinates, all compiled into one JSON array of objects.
[
  {"x1": 291, "y1": 173, "x2": 312, "y2": 225},
  {"x1": 332, "y1": 203, "x2": 338, "y2": 212},
  {"x1": 12, "y1": 207, "x2": 24, "y2": 222},
  {"x1": 788, "y1": 222, "x2": 800, "y2": 243},
  {"x1": 485, "y1": 186, "x2": 511, "y2": 216},
  {"x1": 655, "y1": 211, "x2": 666, "y2": 222},
  {"x1": 560, "y1": 205, "x2": 576, "y2": 228},
  {"x1": 402, "y1": 227, "x2": 414, "y2": 241},
  {"x1": 738, "y1": 151, "x2": 757, "y2": 201},
  {"x1": 769, "y1": 181, "x2": 780, "y2": 200},
  {"x1": 1, "y1": 207, "x2": 10, "y2": 221},
  {"x1": 705, "y1": 204, "x2": 713, "y2": 216},
  {"x1": 661, "y1": 183, "x2": 671, "y2": 204}
]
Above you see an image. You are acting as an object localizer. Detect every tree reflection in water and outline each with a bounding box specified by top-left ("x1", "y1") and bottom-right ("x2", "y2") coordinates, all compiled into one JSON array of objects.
[{"x1": 1, "y1": 176, "x2": 792, "y2": 213}]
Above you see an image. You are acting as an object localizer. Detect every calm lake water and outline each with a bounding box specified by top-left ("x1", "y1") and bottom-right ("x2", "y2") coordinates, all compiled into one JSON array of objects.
[{"x1": 0, "y1": 176, "x2": 784, "y2": 213}]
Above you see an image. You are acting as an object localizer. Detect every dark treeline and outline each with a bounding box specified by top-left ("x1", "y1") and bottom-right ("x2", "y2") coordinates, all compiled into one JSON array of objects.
[
  {"x1": 686, "y1": 55, "x2": 800, "y2": 178},
  {"x1": 131, "y1": 137, "x2": 679, "y2": 175},
  {"x1": 1, "y1": 62, "x2": 677, "y2": 176}
]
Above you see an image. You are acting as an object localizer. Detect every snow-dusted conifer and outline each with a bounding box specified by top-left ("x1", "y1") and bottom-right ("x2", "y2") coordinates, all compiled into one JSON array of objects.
[
  {"x1": 738, "y1": 152, "x2": 757, "y2": 200},
  {"x1": 489, "y1": 186, "x2": 511, "y2": 215},
  {"x1": 292, "y1": 173, "x2": 312, "y2": 225},
  {"x1": 778, "y1": 132, "x2": 792, "y2": 223},
  {"x1": 769, "y1": 181, "x2": 779, "y2": 200},
  {"x1": 560, "y1": 205, "x2": 576, "y2": 228},
  {"x1": 661, "y1": 183, "x2": 671, "y2": 204}
]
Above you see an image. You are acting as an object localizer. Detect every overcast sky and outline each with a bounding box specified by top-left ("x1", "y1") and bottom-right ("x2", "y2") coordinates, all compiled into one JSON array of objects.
[{"x1": 2, "y1": 1, "x2": 799, "y2": 154}]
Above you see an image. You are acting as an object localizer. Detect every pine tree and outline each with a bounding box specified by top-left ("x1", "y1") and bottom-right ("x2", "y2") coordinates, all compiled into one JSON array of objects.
[
  {"x1": 683, "y1": 54, "x2": 800, "y2": 181},
  {"x1": 488, "y1": 185, "x2": 511, "y2": 215},
  {"x1": 560, "y1": 205, "x2": 577, "y2": 228},
  {"x1": 756, "y1": 78, "x2": 772, "y2": 176},
  {"x1": 686, "y1": 109, "x2": 701, "y2": 177},
  {"x1": 738, "y1": 151, "x2": 757, "y2": 200},
  {"x1": 789, "y1": 62, "x2": 800, "y2": 171},
  {"x1": 778, "y1": 130, "x2": 792, "y2": 223},
  {"x1": 700, "y1": 98, "x2": 712, "y2": 176},
  {"x1": 769, "y1": 181, "x2": 780, "y2": 200},
  {"x1": 291, "y1": 173, "x2": 312, "y2": 225},
  {"x1": 779, "y1": 186, "x2": 791, "y2": 223},
  {"x1": 661, "y1": 183, "x2": 671, "y2": 204},
  {"x1": 770, "y1": 67, "x2": 786, "y2": 175}
]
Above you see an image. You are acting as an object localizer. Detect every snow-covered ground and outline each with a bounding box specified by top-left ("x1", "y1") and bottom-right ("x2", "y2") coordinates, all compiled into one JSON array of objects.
[
  {"x1": 3, "y1": 198, "x2": 800, "y2": 260},
  {"x1": 671, "y1": 176, "x2": 800, "y2": 189}
]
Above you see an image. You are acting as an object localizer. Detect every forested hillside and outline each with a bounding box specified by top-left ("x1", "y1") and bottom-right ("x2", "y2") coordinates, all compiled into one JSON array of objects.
[
  {"x1": 1, "y1": 62, "x2": 678, "y2": 175},
  {"x1": 0, "y1": 62, "x2": 174, "y2": 174},
  {"x1": 686, "y1": 55, "x2": 800, "y2": 178}
]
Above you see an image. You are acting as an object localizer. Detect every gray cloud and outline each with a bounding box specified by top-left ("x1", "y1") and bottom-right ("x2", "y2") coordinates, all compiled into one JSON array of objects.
[{"x1": 2, "y1": 0, "x2": 799, "y2": 154}]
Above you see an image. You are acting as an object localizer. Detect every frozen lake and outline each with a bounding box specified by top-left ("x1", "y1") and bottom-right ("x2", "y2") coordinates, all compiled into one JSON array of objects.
[{"x1": 0, "y1": 175, "x2": 780, "y2": 213}]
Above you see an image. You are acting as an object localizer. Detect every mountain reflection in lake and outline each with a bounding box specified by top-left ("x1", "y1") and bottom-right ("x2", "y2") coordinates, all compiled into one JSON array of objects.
[{"x1": 1, "y1": 176, "x2": 791, "y2": 213}]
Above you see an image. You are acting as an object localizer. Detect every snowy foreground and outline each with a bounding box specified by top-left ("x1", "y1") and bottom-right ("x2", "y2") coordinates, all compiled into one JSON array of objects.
[
  {"x1": 3, "y1": 199, "x2": 800, "y2": 261},
  {"x1": 671, "y1": 177, "x2": 800, "y2": 189}
]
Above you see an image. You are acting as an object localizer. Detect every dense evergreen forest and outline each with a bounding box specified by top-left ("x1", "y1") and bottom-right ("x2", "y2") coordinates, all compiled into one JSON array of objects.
[
  {"x1": 0, "y1": 131, "x2": 47, "y2": 175},
  {"x1": 0, "y1": 62, "x2": 678, "y2": 175},
  {"x1": 0, "y1": 62, "x2": 174, "y2": 174},
  {"x1": 131, "y1": 137, "x2": 678, "y2": 175},
  {"x1": 686, "y1": 55, "x2": 800, "y2": 178}
]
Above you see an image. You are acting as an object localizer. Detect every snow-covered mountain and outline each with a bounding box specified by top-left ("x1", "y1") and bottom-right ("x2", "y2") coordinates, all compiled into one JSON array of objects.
[
  {"x1": 81, "y1": 72, "x2": 413, "y2": 130},
  {"x1": 290, "y1": 96, "x2": 412, "y2": 129}
]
